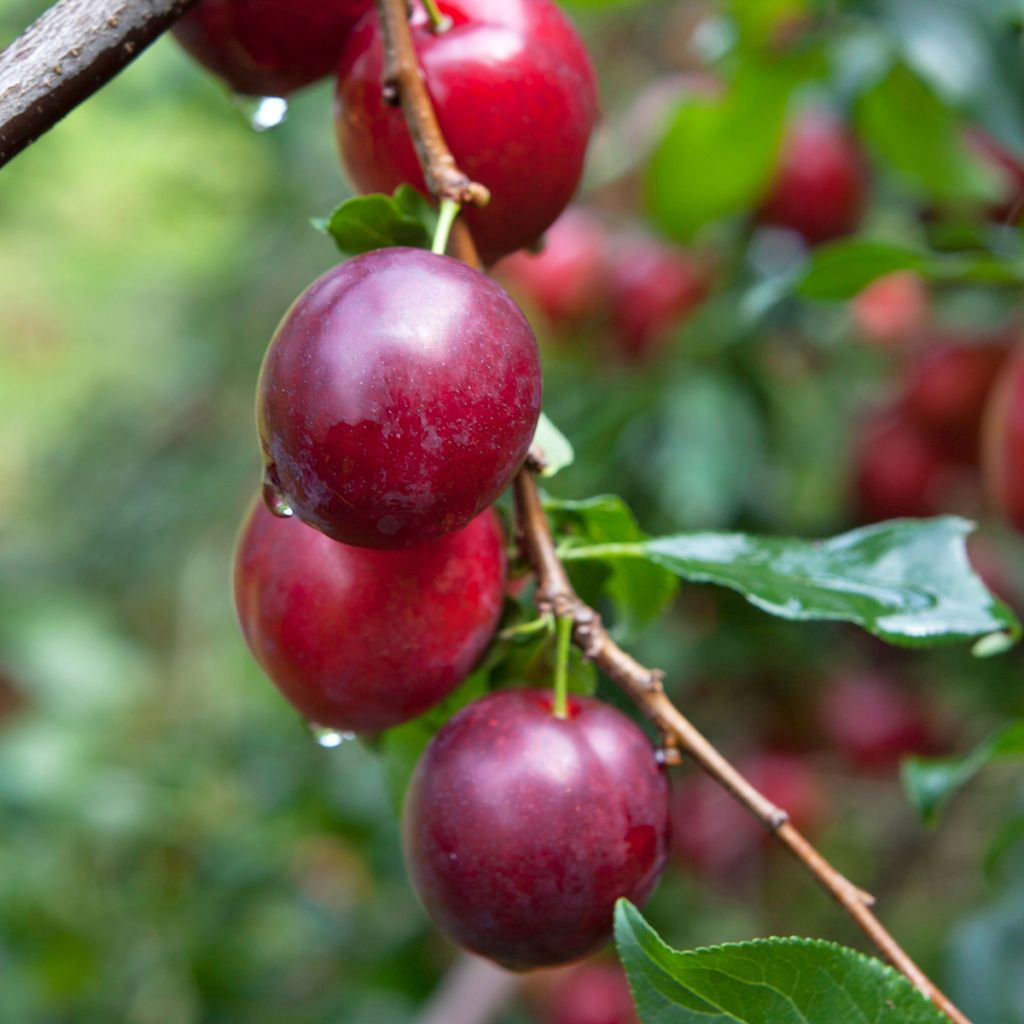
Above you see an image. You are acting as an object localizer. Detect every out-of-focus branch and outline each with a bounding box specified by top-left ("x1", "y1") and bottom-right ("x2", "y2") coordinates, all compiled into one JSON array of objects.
[
  {"x1": 413, "y1": 954, "x2": 519, "y2": 1024},
  {"x1": 0, "y1": 0, "x2": 199, "y2": 168},
  {"x1": 376, "y1": 3, "x2": 972, "y2": 1022}
]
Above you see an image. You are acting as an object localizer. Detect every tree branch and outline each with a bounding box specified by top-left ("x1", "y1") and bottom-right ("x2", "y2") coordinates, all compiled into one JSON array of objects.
[
  {"x1": 0, "y1": 0, "x2": 199, "y2": 168},
  {"x1": 375, "y1": 2, "x2": 972, "y2": 1021}
]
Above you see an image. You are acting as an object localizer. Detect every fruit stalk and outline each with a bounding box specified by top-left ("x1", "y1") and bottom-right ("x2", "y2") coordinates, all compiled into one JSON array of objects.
[
  {"x1": 0, "y1": 0, "x2": 201, "y2": 168},
  {"x1": 375, "y1": 0, "x2": 489, "y2": 210},
  {"x1": 376, "y1": 0, "x2": 972, "y2": 1019}
]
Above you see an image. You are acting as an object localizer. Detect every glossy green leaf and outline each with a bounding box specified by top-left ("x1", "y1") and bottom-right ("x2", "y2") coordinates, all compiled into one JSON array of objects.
[
  {"x1": 903, "y1": 720, "x2": 1024, "y2": 825},
  {"x1": 532, "y1": 413, "x2": 575, "y2": 478},
  {"x1": 313, "y1": 185, "x2": 436, "y2": 257},
  {"x1": 798, "y1": 241, "x2": 929, "y2": 300},
  {"x1": 856, "y1": 63, "x2": 1002, "y2": 204},
  {"x1": 561, "y1": 516, "x2": 1020, "y2": 650},
  {"x1": 797, "y1": 239, "x2": 1024, "y2": 300},
  {"x1": 647, "y1": 56, "x2": 813, "y2": 240},
  {"x1": 546, "y1": 495, "x2": 679, "y2": 639},
  {"x1": 614, "y1": 901, "x2": 949, "y2": 1024}
]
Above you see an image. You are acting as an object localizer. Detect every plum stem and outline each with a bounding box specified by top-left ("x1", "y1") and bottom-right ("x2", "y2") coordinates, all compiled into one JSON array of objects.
[
  {"x1": 421, "y1": 0, "x2": 453, "y2": 34},
  {"x1": 552, "y1": 614, "x2": 572, "y2": 719},
  {"x1": 432, "y1": 198, "x2": 461, "y2": 255},
  {"x1": 376, "y1": 0, "x2": 489, "y2": 214}
]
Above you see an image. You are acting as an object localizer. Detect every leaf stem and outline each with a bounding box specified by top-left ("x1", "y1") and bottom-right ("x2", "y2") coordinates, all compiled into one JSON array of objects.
[
  {"x1": 421, "y1": 0, "x2": 453, "y2": 33},
  {"x1": 552, "y1": 614, "x2": 573, "y2": 719},
  {"x1": 558, "y1": 542, "x2": 647, "y2": 562},
  {"x1": 431, "y1": 198, "x2": 461, "y2": 255}
]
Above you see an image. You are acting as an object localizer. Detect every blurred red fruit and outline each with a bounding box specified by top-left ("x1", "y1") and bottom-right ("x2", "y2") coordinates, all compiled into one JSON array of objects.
[
  {"x1": 607, "y1": 236, "x2": 708, "y2": 361},
  {"x1": 673, "y1": 753, "x2": 824, "y2": 878},
  {"x1": 853, "y1": 410, "x2": 965, "y2": 522},
  {"x1": 819, "y1": 674, "x2": 940, "y2": 771},
  {"x1": 982, "y1": 346, "x2": 1024, "y2": 531},
  {"x1": 546, "y1": 963, "x2": 639, "y2": 1024},
  {"x1": 493, "y1": 209, "x2": 608, "y2": 333},
  {"x1": 900, "y1": 336, "x2": 1011, "y2": 462},
  {"x1": 757, "y1": 109, "x2": 868, "y2": 244},
  {"x1": 851, "y1": 272, "x2": 929, "y2": 348},
  {"x1": 965, "y1": 128, "x2": 1024, "y2": 224}
]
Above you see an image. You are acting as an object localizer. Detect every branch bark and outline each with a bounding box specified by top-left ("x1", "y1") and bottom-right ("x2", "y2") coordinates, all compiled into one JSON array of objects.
[
  {"x1": 375, "y1": 2, "x2": 973, "y2": 1022},
  {"x1": 0, "y1": 0, "x2": 199, "y2": 168}
]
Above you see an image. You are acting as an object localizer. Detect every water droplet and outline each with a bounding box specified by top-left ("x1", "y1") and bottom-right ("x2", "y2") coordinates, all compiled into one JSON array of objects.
[
  {"x1": 237, "y1": 95, "x2": 289, "y2": 132},
  {"x1": 262, "y1": 465, "x2": 294, "y2": 518},
  {"x1": 307, "y1": 722, "x2": 356, "y2": 749}
]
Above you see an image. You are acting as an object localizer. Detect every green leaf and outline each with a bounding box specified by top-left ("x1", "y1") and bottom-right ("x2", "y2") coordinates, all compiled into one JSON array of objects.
[
  {"x1": 902, "y1": 720, "x2": 1024, "y2": 825},
  {"x1": 615, "y1": 901, "x2": 949, "y2": 1024},
  {"x1": 532, "y1": 412, "x2": 575, "y2": 478},
  {"x1": 546, "y1": 495, "x2": 679, "y2": 639},
  {"x1": 856, "y1": 62, "x2": 1003, "y2": 204},
  {"x1": 647, "y1": 56, "x2": 814, "y2": 241},
  {"x1": 797, "y1": 239, "x2": 1024, "y2": 300},
  {"x1": 798, "y1": 241, "x2": 928, "y2": 300},
  {"x1": 314, "y1": 185, "x2": 436, "y2": 258},
  {"x1": 562, "y1": 517, "x2": 1020, "y2": 649}
]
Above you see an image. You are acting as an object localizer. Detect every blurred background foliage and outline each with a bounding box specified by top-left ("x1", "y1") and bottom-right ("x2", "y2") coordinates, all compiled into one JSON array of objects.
[{"x1": 2, "y1": 0, "x2": 1024, "y2": 1021}]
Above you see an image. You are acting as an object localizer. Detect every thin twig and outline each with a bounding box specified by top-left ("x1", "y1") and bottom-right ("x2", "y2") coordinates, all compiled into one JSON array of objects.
[
  {"x1": 376, "y1": 2, "x2": 972, "y2": 1021},
  {"x1": 375, "y1": 0, "x2": 489, "y2": 209},
  {"x1": 0, "y1": 0, "x2": 200, "y2": 168}
]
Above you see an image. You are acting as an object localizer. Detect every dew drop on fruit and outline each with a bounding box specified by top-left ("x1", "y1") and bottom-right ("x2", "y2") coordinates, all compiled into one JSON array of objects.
[
  {"x1": 261, "y1": 466, "x2": 294, "y2": 518},
  {"x1": 238, "y1": 95, "x2": 289, "y2": 132},
  {"x1": 307, "y1": 723, "x2": 356, "y2": 749}
]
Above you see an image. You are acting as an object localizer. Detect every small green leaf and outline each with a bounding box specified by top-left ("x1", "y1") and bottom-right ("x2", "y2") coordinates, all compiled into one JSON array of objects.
[
  {"x1": 615, "y1": 901, "x2": 950, "y2": 1024},
  {"x1": 903, "y1": 720, "x2": 1024, "y2": 825},
  {"x1": 532, "y1": 413, "x2": 575, "y2": 478},
  {"x1": 562, "y1": 516, "x2": 1020, "y2": 649},
  {"x1": 314, "y1": 185, "x2": 436, "y2": 257},
  {"x1": 798, "y1": 241, "x2": 929, "y2": 300},
  {"x1": 856, "y1": 62, "x2": 1002, "y2": 204},
  {"x1": 547, "y1": 495, "x2": 679, "y2": 639},
  {"x1": 797, "y1": 239, "x2": 1024, "y2": 300},
  {"x1": 647, "y1": 55, "x2": 814, "y2": 240}
]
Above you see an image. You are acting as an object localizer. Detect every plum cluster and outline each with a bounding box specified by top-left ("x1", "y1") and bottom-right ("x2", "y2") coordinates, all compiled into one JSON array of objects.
[{"x1": 177, "y1": 0, "x2": 670, "y2": 970}]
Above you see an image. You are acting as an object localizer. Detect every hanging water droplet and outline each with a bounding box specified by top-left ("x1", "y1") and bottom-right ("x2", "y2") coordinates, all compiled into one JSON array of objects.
[
  {"x1": 262, "y1": 465, "x2": 294, "y2": 518},
  {"x1": 307, "y1": 722, "x2": 356, "y2": 749},
  {"x1": 242, "y1": 95, "x2": 286, "y2": 132}
]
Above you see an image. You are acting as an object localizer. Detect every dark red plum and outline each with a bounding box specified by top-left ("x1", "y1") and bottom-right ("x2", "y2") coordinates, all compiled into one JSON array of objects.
[
  {"x1": 257, "y1": 248, "x2": 541, "y2": 549},
  {"x1": 403, "y1": 689, "x2": 671, "y2": 969},
  {"x1": 758, "y1": 109, "x2": 867, "y2": 244},
  {"x1": 983, "y1": 346, "x2": 1024, "y2": 531},
  {"x1": 493, "y1": 209, "x2": 608, "y2": 332},
  {"x1": 607, "y1": 235, "x2": 708, "y2": 361},
  {"x1": 335, "y1": 0, "x2": 598, "y2": 264},
  {"x1": 546, "y1": 962, "x2": 639, "y2": 1024},
  {"x1": 901, "y1": 335, "x2": 1010, "y2": 462},
  {"x1": 174, "y1": 0, "x2": 371, "y2": 96},
  {"x1": 233, "y1": 501, "x2": 506, "y2": 732},
  {"x1": 819, "y1": 674, "x2": 940, "y2": 771}
]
